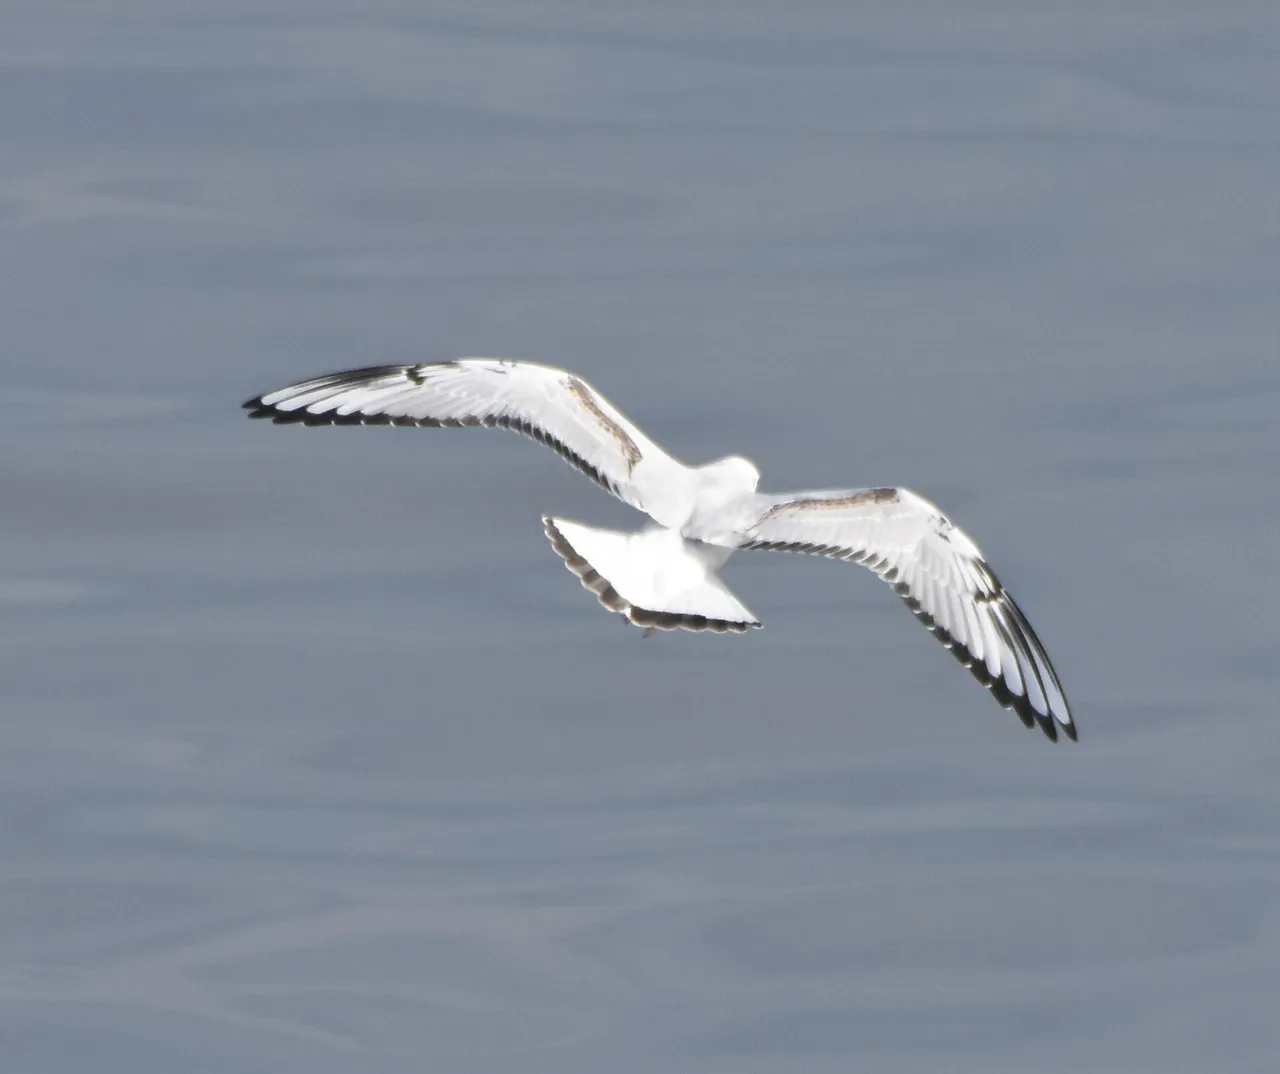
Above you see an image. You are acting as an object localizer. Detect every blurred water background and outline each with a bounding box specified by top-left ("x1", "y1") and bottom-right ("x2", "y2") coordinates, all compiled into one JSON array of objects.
[{"x1": 1, "y1": 4, "x2": 1277, "y2": 1071}]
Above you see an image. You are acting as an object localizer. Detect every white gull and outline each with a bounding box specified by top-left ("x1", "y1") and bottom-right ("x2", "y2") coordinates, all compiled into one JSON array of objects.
[{"x1": 245, "y1": 359, "x2": 1075, "y2": 742}]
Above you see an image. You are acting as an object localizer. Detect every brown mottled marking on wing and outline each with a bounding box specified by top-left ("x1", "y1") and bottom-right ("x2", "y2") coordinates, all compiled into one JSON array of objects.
[
  {"x1": 564, "y1": 375, "x2": 642, "y2": 473},
  {"x1": 761, "y1": 487, "x2": 898, "y2": 520}
]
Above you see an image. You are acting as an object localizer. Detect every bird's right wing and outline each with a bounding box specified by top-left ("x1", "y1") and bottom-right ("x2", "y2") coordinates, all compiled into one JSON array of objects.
[
  {"x1": 740, "y1": 486, "x2": 1074, "y2": 741},
  {"x1": 244, "y1": 359, "x2": 693, "y2": 526}
]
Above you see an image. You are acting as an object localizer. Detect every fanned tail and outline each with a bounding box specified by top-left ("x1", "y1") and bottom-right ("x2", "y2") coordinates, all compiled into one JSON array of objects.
[{"x1": 543, "y1": 518, "x2": 760, "y2": 634}]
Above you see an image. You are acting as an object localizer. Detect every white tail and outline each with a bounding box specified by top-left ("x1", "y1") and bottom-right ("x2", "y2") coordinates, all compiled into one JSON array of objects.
[{"x1": 543, "y1": 517, "x2": 760, "y2": 633}]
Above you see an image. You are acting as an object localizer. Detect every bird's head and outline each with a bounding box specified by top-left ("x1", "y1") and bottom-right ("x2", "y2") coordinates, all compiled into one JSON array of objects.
[{"x1": 704, "y1": 454, "x2": 761, "y2": 492}]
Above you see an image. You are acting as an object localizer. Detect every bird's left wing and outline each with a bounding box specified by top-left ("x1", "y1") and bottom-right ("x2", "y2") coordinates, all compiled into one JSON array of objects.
[
  {"x1": 244, "y1": 359, "x2": 692, "y2": 526},
  {"x1": 739, "y1": 487, "x2": 1074, "y2": 741}
]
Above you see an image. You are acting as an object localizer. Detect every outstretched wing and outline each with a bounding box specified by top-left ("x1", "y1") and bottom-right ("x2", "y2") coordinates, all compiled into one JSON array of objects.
[
  {"x1": 244, "y1": 359, "x2": 693, "y2": 526},
  {"x1": 738, "y1": 487, "x2": 1074, "y2": 741}
]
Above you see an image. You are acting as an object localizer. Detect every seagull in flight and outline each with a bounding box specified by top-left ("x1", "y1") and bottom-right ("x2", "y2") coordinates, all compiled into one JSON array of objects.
[{"x1": 244, "y1": 359, "x2": 1075, "y2": 741}]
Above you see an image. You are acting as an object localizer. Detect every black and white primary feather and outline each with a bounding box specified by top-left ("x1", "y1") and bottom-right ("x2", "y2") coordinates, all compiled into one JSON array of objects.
[{"x1": 245, "y1": 359, "x2": 1075, "y2": 742}]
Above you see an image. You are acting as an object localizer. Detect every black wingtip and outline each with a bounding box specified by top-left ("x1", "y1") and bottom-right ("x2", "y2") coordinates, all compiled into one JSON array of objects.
[{"x1": 1005, "y1": 687, "x2": 1074, "y2": 744}]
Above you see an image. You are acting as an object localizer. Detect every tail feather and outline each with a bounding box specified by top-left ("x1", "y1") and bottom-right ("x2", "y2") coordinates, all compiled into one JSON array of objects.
[{"x1": 543, "y1": 517, "x2": 760, "y2": 634}]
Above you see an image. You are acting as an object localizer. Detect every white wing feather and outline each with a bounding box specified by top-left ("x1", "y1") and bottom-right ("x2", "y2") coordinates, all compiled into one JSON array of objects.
[
  {"x1": 736, "y1": 486, "x2": 1074, "y2": 741},
  {"x1": 244, "y1": 359, "x2": 693, "y2": 527}
]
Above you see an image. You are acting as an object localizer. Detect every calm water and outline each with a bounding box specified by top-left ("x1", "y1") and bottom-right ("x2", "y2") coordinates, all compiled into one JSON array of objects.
[{"x1": 2, "y1": 5, "x2": 1277, "y2": 1071}]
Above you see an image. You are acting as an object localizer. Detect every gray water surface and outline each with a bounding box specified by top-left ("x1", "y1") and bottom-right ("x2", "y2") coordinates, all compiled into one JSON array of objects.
[{"x1": 2, "y1": 5, "x2": 1277, "y2": 1072}]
